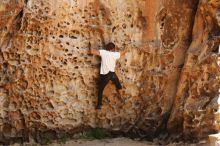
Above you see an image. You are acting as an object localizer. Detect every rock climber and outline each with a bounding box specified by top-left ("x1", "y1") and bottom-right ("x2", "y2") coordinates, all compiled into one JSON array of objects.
[{"x1": 89, "y1": 42, "x2": 126, "y2": 109}]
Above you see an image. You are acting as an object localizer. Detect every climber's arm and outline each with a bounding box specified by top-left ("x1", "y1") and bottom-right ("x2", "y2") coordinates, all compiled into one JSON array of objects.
[
  {"x1": 120, "y1": 49, "x2": 127, "y2": 57},
  {"x1": 90, "y1": 48, "x2": 100, "y2": 56}
]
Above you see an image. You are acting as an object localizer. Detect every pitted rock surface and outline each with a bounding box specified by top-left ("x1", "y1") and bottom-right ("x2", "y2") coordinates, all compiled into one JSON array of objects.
[{"x1": 0, "y1": 0, "x2": 219, "y2": 142}]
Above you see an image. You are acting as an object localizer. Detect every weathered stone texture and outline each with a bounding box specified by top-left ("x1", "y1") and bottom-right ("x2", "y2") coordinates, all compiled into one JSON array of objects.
[
  {"x1": 0, "y1": 0, "x2": 219, "y2": 142},
  {"x1": 168, "y1": 0, "x2": 220, "y2": 139}
]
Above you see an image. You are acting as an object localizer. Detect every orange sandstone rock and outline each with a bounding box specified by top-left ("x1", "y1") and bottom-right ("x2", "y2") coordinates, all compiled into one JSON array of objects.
[{"x1": 0, "y1": 0, "x2": 219, "y2": 143}]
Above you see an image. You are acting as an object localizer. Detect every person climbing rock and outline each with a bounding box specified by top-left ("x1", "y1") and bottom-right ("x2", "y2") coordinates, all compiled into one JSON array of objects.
[{"x1": 89, "y1": 42, "x2": 126, "y2": 109}]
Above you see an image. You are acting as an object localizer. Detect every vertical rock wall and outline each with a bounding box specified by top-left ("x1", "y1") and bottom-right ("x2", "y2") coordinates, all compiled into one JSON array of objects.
[
  {"x1": 168, "y1": 0, "x2": 220, "y2": 139},
  {"x1": 0, "y1": 0, "x2": 219, "y2": 143}
]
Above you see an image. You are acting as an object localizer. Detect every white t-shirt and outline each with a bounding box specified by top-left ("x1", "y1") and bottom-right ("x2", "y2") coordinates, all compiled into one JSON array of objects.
[{"x1": 99, "y1": 50, "x2": 120, "y2": 75}]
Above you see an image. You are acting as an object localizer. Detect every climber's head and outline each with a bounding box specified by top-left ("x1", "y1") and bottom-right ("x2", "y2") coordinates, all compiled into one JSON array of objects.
[{"x1": 105, "y1": 42, "x2": 115, "y2": 51}]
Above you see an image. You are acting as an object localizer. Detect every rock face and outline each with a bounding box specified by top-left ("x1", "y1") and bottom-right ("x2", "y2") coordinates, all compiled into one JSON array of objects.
[
  {"x1": 0, "y1": 0, "x2": 219, "y2": 143},
  {"x1": 168, "y1": 0, "x2": 220, "y2": 139}
]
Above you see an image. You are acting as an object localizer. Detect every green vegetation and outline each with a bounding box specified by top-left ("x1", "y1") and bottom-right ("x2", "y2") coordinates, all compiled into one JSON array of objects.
[
  {"x1": 40, "y1": 135, "x2": 53, "y2": 145},
  {"x1": 57, "y1": 134, "x2": 68, "y2": 144},
  {"x1": 79, "y1": 128, "x2": 112, "y2": 140},
  {"x1": 38, "y1": 131, "x2": 56, "y2": 145},
  {"x1": 35, "y1": 128, "x2": 111, "y2": 145}
]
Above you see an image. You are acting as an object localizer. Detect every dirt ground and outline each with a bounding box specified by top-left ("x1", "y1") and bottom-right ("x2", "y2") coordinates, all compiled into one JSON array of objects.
[
  {"x1": 49, "y1": 138, "x2": 153, "y2": 146},
  {"x1": 11, "y1": 137, "x2": 209, "y2": 146}
]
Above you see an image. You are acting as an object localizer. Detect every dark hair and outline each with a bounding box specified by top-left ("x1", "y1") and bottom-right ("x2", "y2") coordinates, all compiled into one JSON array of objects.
[{"x1": 105, "y1": 42, "x2": 115, "y2": 51}]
